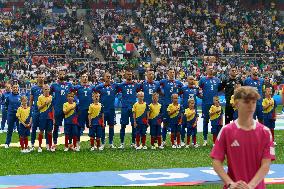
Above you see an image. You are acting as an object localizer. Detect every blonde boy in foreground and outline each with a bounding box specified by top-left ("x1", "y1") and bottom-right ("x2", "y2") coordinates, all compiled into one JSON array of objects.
[{"x1": 211, "y1": 86, "x2": 275, "y2": 189}]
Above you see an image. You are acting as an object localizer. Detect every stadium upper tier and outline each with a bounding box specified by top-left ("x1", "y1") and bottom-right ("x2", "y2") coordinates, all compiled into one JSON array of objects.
[
  {"x1": 136, "y1": 1, "x2": 283, "y2": 58},
  {"x1": 0, "y1": 3, "x2": 90, "y2": 58}
]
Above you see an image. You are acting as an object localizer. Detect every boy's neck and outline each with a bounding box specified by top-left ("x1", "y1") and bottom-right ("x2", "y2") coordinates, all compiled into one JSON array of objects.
[
  {"x1": 94, "y1": 101, "x2": 99, "y2": 104},
  {"x1": 266, "y1": 96, "x2": 271, "y2": 99},
  {"x1": 236, "y1": 116, "x2": 255, "y2": 130},
  {"x1": 152, "y1": 101, "x2": 158, "y2": 104},
  {"x1": 22, "y1": 104, "x2": 28, "y2": 108},
  {"x1": 138, "y1": 100, "x2": 144, "y2": 104},
  {"x1": 173, "y1": 102, "x2": 178, "y2": 105},
  {"x1": 44, "y1": 94, "x2": 49, "y2": 97},
  {"x1": 68, "y1": 101, "x2": 74, "y2": 104}
]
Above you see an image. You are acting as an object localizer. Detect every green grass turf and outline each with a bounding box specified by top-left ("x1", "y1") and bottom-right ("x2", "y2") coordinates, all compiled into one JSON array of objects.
[{"x1": 0, "y1": 130, "x2": 283, "y2": 188}]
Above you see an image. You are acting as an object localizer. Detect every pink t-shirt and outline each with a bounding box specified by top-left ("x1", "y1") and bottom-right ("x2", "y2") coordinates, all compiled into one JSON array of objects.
[{"x1": 210, "y1": 120, "x2": 275, "y2": 189}]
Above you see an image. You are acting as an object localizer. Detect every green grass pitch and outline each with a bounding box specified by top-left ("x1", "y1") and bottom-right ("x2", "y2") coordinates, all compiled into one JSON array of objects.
[
  {"x1": 0, "y1": 106, "x2": 283, "y2": 188},
  {"x1": 0, "y1": 130, "x2": 283, "y2": 189}
]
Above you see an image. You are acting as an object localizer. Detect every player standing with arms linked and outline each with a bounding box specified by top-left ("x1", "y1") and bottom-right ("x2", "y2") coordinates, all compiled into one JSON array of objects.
[
  {"x1": 244, "y1": 67, "x2": 265, "y2": 123},
  {"x1": 95, "y1": 72, "x2": 118, "y2": 149},
  {"x1": 159, "y1": 68, "x2": 183, "y2": 146},
  {"x1": 117, "y1": 69, "x2": 141, "y2": 149},
  {"x1": 199, "y1": 65, "x2": 221, "y2": 146},
  {"x1": 50, "y1": 70, "x2": 73, "y2": 148},
  {"x1": 30, "y1": 72, "x2": 45, "y2": 150},
  {"x1": 74, "y1": 73, "x2": 94, "y2": 149}
]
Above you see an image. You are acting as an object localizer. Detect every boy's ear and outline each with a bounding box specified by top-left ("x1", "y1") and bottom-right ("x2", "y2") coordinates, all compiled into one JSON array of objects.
[{"x1": 235, "y1": 99, "x2": 239, "y2": 109}]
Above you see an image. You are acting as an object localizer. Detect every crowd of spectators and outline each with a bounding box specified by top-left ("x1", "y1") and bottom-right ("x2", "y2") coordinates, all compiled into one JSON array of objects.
[
  {"x1": 136, "y1": 1, "x2": 283, "y2": 58},
  {"x1": 0, "y1": 0, "x2": 283, "y2": 92},
  {"x1": 0, "y1": 1, "x2": 92, "y2": 58},
  {"x1": 88, "y1": 9, "x2": 151, "y2": 62}
]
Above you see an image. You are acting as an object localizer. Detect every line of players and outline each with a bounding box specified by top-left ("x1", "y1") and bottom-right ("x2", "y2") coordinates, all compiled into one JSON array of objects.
[{"x1": 1, "y1": 65, "x2": 278, "y2": 152}]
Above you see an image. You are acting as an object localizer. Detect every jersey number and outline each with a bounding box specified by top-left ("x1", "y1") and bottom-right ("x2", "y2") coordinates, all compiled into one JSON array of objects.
[
  {"x1": 127, "y1": 89, "x2": 133, "y2": 95},
  {"x1": 61, "y1": 90, "x2": 65, "y2": 95},
  {"x1": 149, "y1": 89, "x2": 153, "y2": 95},
  {"x1": 107, "y1": 91, "x2": 110, "y2": 96},
  {"x1": 170, "y1": 87, "x2": 174, "y2": 93},
  {"x1": 84, "y1": 91, "x2": 88, "y2": 96}
]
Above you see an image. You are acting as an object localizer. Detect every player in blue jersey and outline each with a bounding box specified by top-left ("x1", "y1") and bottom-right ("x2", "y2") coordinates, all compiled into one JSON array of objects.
[
  {"x1": 95, "y1": 72, "x2": 118, "y2": 149},
  {"x1": 198, "y1": 66, "x2": 221, "y2": 146},
  {"x1": 140, "y1": 69, "x2": 160, "y2": 105},
  {"x1": 74, "y1": 73, "x2": 94, "y2": 149},
  {"x1": 244, "y1": 67, "x2": 265, "y2": 123},
  {"x1": 4, "y1": 84, "x2": 21, "y2": 148},
  {"x1": 0, "y1": 83, "x2": 11, "y2": 133},
  {"x1": 117, "y1": 69, "x2": 141, "y2": 149},
  {"x1": 50, "y1": 70, "x2": 73, "y2": 147},
  {"x1": 29, "y1": 73, "x2": 45, "y2": 150},
  {"x1": 159, "y1": 68, "x2": 183, "y2": 146},
  {"x1": 180, "y1": 76, "x2": 202, "y2": 146}
]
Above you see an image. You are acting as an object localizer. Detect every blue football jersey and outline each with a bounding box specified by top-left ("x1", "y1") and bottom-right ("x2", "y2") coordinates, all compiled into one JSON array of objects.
[
  {"x1": 140, "y1": 80, "x2": 160, "y2": 104},
  {"x1": 1, "y1": 91, "x2": 11, "y2": 106},
  {"x1": 159, "y1": 79, "x2": 183, "y2": 105},
  {"x1": 180, "y1": 85, "x2": 200, "y2": 109},
  {"x1": 30, "y1": 85, "x2": 43, "y2": 113},
  {"x1": 95, "y1": 83, "x2": 118, "y2": 112},
  {"x1": 50, "y1": 81, "x2": 73, "y2": 113},
  {"x1": 117, "y1": 82, "x2": 141, "y2": 108},
  {"x1": 6, "y1": 93, "x2": 21, "y2": 115},
  {"x1": 74, "y1": 84, "x2": 94, "y2": 111},
  {"x1": 198, "y1": 77, "x2": 220, "y2": 105},
  {"x1": 244, "y1": 77, "x2": 264, "y2": 105}
]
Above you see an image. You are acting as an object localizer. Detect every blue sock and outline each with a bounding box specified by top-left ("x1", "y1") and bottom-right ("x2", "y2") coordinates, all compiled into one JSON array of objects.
[
  {"x1": 162, "y1": 127, "x2": 167, "y2": 141},
  {"x1": 53, "y1": 125, "x2": 59, "y2": 144},
  {"x1": 120, "y1": 125, "x2": 126, "y2": 144},
  {"x1": 109, "y1": 126, "x2": 114, "y2": 144},
  {"x1": 131, "y1": 126, "x2": 136, "y2": 144},
  {"x1": 101, "y1": 128, "x2": 105, "y2": 144}
]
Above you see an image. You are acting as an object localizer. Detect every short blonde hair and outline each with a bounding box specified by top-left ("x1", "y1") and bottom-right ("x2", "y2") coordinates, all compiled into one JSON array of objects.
[
  {"x1": 92, "y1": 92, "x2": 100, "y2": 96},
  {"x1": 213, "y1": 96, "x2": 220, "y2": 101},
  {"x1": 137, "y1": 91, "x2": 144, "y2": 96},
  {"x1": 188, "y1": 98, "x2": 195, "y2": 103},
  {"x1": 152, "y1": 92, "x2": 159, "y2": 97},
  {"x1": 171, "y1": 93, "x2": 178, "y2": 99},
  {"x1": 234, "y1": 86, "x2": 260, "y2": 101},
  {"x1": 20, "y1": 95, "x2": 28, "y2": 101}
]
